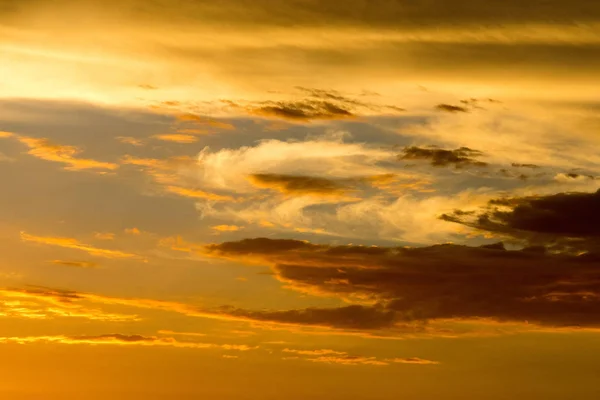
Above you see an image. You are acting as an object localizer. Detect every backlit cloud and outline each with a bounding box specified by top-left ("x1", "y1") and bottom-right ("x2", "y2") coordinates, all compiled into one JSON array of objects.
[
  {"x1": 21, "y1": 232, "x2": 138, "y2": 259},
  {"x1": 205, "y1": 238, "x2": 600, "y2": 328}
]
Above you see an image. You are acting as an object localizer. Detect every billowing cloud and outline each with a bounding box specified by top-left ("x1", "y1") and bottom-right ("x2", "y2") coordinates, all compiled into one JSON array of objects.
[
  {"x1": 441, "y1": 189, "x2": 600, "y2": 247},
  {"x1": 20, "y1": 232, "x2": 138, "y2": 259},
  {"x1": 205, "y1": 237, "x2": 600, "y2": 328},
  {"x1": 121, "y1": 155, "x2": 235, "y2": 202},
  {"x1": 399, "y1": 146, "x2": 487, "y2": 168}
]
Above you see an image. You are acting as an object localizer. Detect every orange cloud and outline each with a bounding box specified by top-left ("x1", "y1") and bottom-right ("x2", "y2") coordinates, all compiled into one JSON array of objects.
[
  {"x1": 176, "y1": 114, "x2": 236, "y2": 130},
  {"x1": 20, "y1": 232, "x2": 138, "y2": 259},
  {"x1": 124, "y1": 227, "x2": 141, "y2": 235},
  {"x1": 0, "y1": 334, "x2": 255, "y2": 351},
  {"x1": 165, "y1": 186, "x2": 235, "y2": 202},
  {"x1": 15, "y1": 136, "x2": 118, "y2": 171},
  {"x1": 154, "y1": 134, "x2": 198, "y2": 143},
  {"x1": 94, "y1": 232, "x2": 115, "y2": 240},
  {"x1": 283, "y1": 348, "x2": 346, "y2": 356},
  {"x1": 387, "y1": 357, "x2": 440, "y2": 365},
  {"x1": 212, "y1": 225, "x2": 242, "y2": 232},
  {"x1": 50, "y1": 260, "x2": 98, "y2": 268},
  {"x1": 116, "y1": 136, "x2": 143, "y2": 146}
]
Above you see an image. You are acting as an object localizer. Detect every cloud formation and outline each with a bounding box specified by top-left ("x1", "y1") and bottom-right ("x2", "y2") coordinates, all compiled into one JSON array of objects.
[
  {"x1": 50, "y1": 260, "x2": 98, "y2": 268},
  {"x1": 253, "y1": 100, "x2": 354, "y2": 121},
  {"x1": 20, "y1": 232, "x2": 138, "y2": 259},
  {"x1": 0, "y1": 333, "x2": 254, "y2": 351},
  {"x1": 435, "y1": 104, "x2": 469, "y2": 113},
  {"x1": 441, "y1": 189, "x2": 600, "y2": 249},
  {"x1": 249, "y1": 174, "x2": 349, "y2": 197},
  {"x1": 0, "y1": 133, "x2": 118, "y2": 171},
  {"x1": 399, "y1": 146, "x2": 487, "y2": 168},
  {"x1": 205, "y1": 238, "x2": 600, "y2": 328}
]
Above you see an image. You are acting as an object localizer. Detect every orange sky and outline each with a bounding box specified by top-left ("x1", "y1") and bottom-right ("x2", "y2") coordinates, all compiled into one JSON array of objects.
[{"x1": 1, "y1": 1, "x2": 600, "y2": 399}]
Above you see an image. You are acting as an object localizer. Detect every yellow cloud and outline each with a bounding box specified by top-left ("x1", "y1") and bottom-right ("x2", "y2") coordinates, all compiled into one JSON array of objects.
[
  {"x1": 0, "y1": 131, "x2": 15, "y2": 138},
  {"x1": 94, "y1": 232, "x2": 115, "y2": 240},
  {"x1": 20, "y1": 232, "x2": 138, "y2": 259},
  {"x1": 15, "y1": 136, "x2": 118, "y2": 171},
  {"x1": 0, "y1": 334, "x2": 255, "y2": 351},
  {"x1": 176, "y1": 114, "x2": 236, "y2": 130},
  {"x1": 154, "y1": 134, "x2": 198, "y2": 143},
  {"x1": 124, "y1": 227, "x2": 141, "y2": 235},
  {"x1": 116, "y1": 136, "x2": 143, "y2": 146},
  {"x1": 259, "y1": 220, "x2": 276, "y2": 228},
  {"x1": 211, "y1": 225, "x2": 242, "y2": 232},
  {"x1": 164, "y1": 186, "x2": 235, "y2": 202}
]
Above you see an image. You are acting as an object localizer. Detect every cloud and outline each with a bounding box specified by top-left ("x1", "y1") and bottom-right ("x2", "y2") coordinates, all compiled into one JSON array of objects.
[
  {"x1": 124, "y1": 227, "x2": 141, "y2": 235},
  {"x1": 211, "y1": 225, "x2": 243, "y2": 232},
  {"x1": 441, "y1": 189, "x2": 600, "y2": 246},
  {"x1": 249, "y1": 174, "x2": 349, "y2": 197},
  {"x1": 94, "y1": 232, "x2": 115, "y2": 240},
  {"x1": 20, "y1": 232, "x2": 138, "y2": 259},
  {"x1": 252, "y1": 100, "x2": 354, "y2": 121},
  {"x1": 13, "y1": 135, "x2": 118, "y2": 171},
  {"x1": 50, "y1": 260, "x2": 98, "y2": 268},
  {"x1": 176, "y1": 114, "x2": 236, "y2": 130},
  {"x1": 153, "y1": 133, "x2": 198, "y2": 143},
  {"x1": 283, "y1": 348, "x2": 346, "y2": 356},
  {"x1": 116, "y1": 136, "x2": 144, "y2": 146},
  {"x1": 0, "y1": 333, "x2": 255, "y2": 351},
  {"x1": 282, "y1": 346, "x2": 436, "y2": 366},
  {"x1": 305, "y1": 355, "x2": 389, "y2": 366},
  {"x1": 121, "y1": 155, "x2": 235, "y2": 202},
  {"x1": 204, "y1": 237, "x2": 600, "y2": 328},
  {"x1": 220, "y1": 304, "x2": 398, "y2": 330},
  {"x1": 512, "y1": 163, "x2": 541, "y2": 169},
  {"x1": 387, "y1": 357, "x2": 440, "y2": 365},
  {"x1": 435, "y1": 104, "x2": 469, "y2": 113},
  {"x1": 399, "y1": 146, "x2": 487, "y2": 168},
  {"x1": 0, "y1": 288, "x2": 138, "y2": 321}
]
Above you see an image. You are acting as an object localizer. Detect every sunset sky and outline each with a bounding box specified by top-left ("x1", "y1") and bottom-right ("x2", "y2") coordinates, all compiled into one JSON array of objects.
[{"x1": 1, "y1": 1, "x2": 600, "y2": 399}]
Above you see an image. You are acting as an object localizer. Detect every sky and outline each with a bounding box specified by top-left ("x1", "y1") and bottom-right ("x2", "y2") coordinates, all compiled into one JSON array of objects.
[{"x1": 1, "y1": 1, "x2": 600, "y2": 399}]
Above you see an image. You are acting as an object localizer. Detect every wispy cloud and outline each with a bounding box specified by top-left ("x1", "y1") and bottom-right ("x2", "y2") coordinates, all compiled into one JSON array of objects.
[
  {"x1": 21, "y1": 232, "x2": 138, "y2": 259},
  {"x1": 11, "y1": 135, "x2": 118, "y2": 171}
]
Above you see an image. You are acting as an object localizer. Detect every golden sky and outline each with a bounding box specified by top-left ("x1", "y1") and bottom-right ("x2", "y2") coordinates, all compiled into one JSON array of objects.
[{"x1": 1, "y1": 1, "x2": 600, "y2": 399}]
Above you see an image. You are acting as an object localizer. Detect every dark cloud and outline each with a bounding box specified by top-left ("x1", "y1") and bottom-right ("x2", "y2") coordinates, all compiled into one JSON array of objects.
[
  {"x1": 205, "y1": 238, "x2": 600, "y2": 328},
  {"x1": 253, "y1": 100, "x2": 354, "y2": 121},
  {"x1": 41, "y1": 0, "x2": 600, "y2": 29},
  {"x1": 50, "y1": 260, "x2": 98, "y2": 268},
  {"x1": 399, "y1": 146, "x2": 487, "y2": 168},
  {"x1": 442, "y1": 189, "x2": 600, "y2": 240},
  {"x1": 435, "y1": 104, "x2": 469, "y2": 113},
  {"x1": 18, "y1": 285, "x2": 84, "y2": 303},
  {"x1": 249, "y1": 174, "x2": 348, "y2": 196},
  {"x1": 294, "y1": 87, "x2": 367, "y2": 106},
  {"x1": 221, "y1": 304, "x2": 397, "y2": 330},
  {"x1": 512, "y1": 163, "x2": 541, "y2": 169}
]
